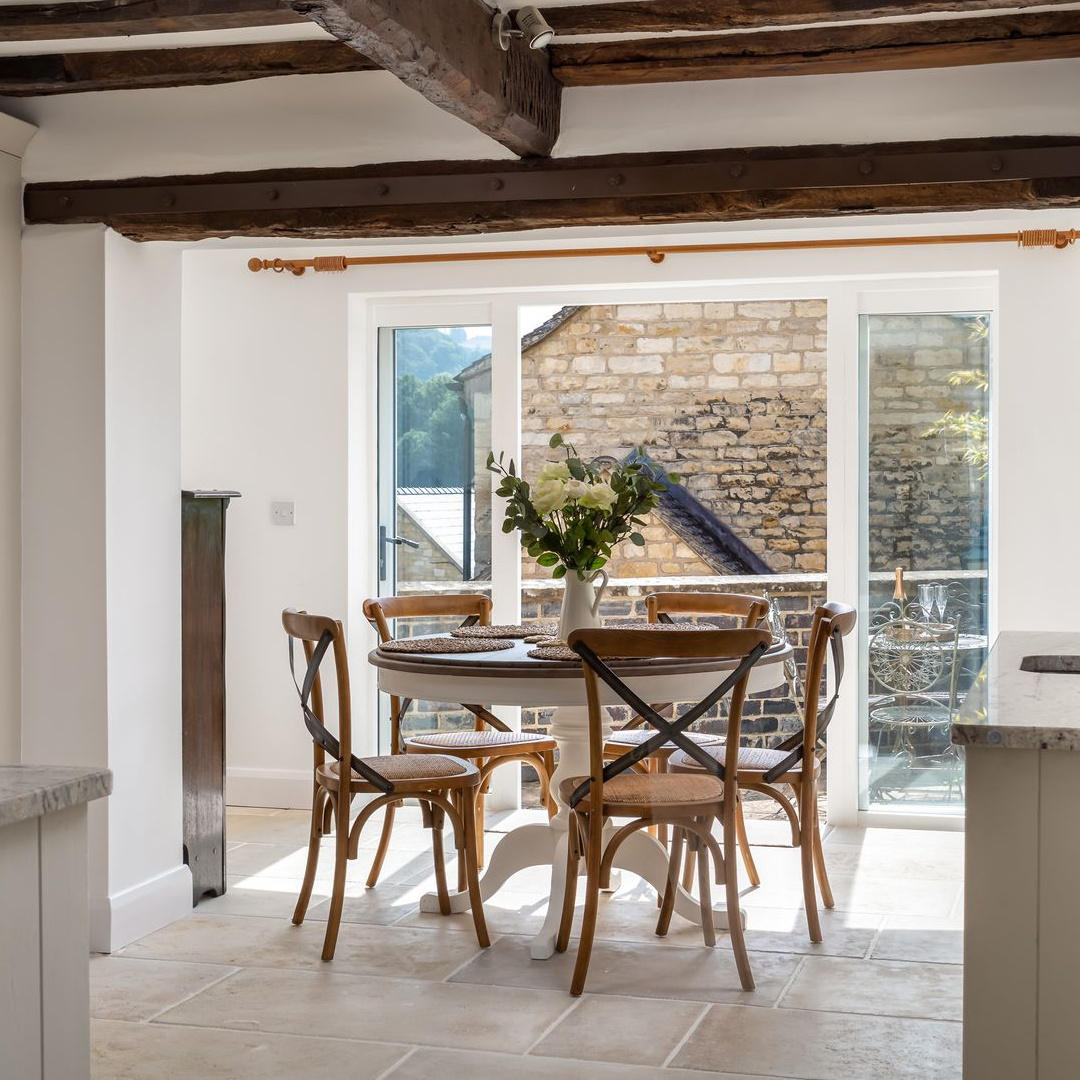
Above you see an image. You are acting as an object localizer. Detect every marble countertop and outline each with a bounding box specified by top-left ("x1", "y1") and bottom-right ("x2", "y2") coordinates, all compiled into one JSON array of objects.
[
  {"x1": 0, "y1": 765, "x2": 112, "y2": 828},
  {"x1": 952, "y1": 631, "x2": 1080, "y2": 750}
]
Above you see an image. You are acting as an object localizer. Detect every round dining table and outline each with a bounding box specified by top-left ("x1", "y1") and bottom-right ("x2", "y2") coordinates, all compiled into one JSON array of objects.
[{"x1": 369, "y1": 635, "x2": 792, "y2": 959}]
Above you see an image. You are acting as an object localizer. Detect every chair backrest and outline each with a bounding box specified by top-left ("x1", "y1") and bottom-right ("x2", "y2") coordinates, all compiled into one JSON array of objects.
[
  {"x1": 567, "y1": 627, "x2": 773, "y2": 810},
  {"x1": 362, "y1": 593, "x2": 492, "y2": 643},
  {"x1": 646, "y1": 591, "x2": 769, "y2": 628},
  {"x1": 781, "y1": 602, "x2": 857, "y2": 782},
  {"x1": 282, "y1": 608, "x2": 394, "y2": 794}
]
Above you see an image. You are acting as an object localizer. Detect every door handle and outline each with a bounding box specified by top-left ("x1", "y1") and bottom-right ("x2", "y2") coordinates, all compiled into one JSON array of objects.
[{"x1": 379, "y1": 525, "x2": 420, "y2": 580}]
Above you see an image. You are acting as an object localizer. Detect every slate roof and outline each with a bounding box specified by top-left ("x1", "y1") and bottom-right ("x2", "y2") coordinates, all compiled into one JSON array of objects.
[{"x1": 396, "y1": 487, "x2": 465, "y2": 571}]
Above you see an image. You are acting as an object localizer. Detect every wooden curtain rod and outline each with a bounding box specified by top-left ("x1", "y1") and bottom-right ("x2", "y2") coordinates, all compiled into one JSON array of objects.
[{"x1": 247, "y1": 228, "x2": 1078, "y2": 276}]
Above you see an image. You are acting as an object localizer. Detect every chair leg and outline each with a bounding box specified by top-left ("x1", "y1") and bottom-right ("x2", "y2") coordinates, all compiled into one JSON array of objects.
[
  {"x1": 810, "y1": 781, "x2": 835, "y2": 910},
  {"x1": 681, "y1": 839, "x2": 697, "y2": 892},
  {"x1": 365, "y1": 799, "x2": 399, "y2": 888},
  {"x1": 556, "y1": 816, "x2": 582, "y2": 954},
  {"x1": 543, "y1": 750, "x2": 558, "y2": 819},
  {"x1": 735, "y1": 795, "x2": 761, "y2": 887},
  {"x1": 424, "y1": 801, "x2": 451, "y2": 917},
  {"x1": 569, "y1": 812, "x2": 604, "y2": 996},
  {"x1": 460, "y1": 789, "x2": 490, "y2": 948},
  {"x1": 320, "y1": 787, "x2": 350, "y2": 962},
  {"x1": 656, "y1": 825, "x2": 684, "y2": 936},
  {"x1": 293, "y1": 783, "x2": 326, "y2": 926},
  {"x1": 798, "y1": 782, "x2": 823, "y2": 943},
  {"x1": 722, "y1": 803, "x2": 754, "y2": 991},
  {"x1": 693, "y1": 824, "x2": 716, "y2": 948},
  {"x1": 475, "y1": 765, "x2": 488, "y2": 870}
]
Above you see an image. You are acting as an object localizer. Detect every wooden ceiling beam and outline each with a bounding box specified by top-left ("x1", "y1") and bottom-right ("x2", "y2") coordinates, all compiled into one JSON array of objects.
[
  {"x1": 0, "y1": 40, "x2": 377, "y2": 95},
  {"x1": 0, "y1": 0, "x2": 303, "y2": 42},
  {"x1": 545, "y1": 0, "x2": 1080, "y2": 36},
  {"x1": 23, "y1": 137, "x2": 1080, "y2": 241},
  {"x1": 550, "y1": 11, "x2": 1080, "y2": 86},
  {"x1": 284, "y1": 0, "x2": 560, "y2": 157}
]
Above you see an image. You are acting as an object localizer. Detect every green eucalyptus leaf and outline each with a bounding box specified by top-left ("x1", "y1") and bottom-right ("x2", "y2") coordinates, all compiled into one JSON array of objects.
[
  {"x1": 549, "y1": 432, "x2": 563, "y2": 448},
  {"x1": 551, "y1": 564, "x2": 567, "y2": 579},
  {"x1": 630, "y1": 532, "x2": 646, "y2": 546}
]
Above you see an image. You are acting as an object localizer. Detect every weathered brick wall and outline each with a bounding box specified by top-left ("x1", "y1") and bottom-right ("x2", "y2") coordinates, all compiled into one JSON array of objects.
[
  {"x1": 520, "y1": 302, "x2": 828, "y2": 575},
  {"x1": 394, "y1": 576, "x2": 827, "y2": 751},
  {"x1": 867, "y1": 314, "x2": 989, "y2": 571},
  {"x1": 394, "y1": 509, "x2": 461, "y2": 582}
]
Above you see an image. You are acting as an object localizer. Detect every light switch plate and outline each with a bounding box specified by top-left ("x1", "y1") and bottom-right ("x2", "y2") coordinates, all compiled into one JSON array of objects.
[{"x1": 271, "y1": 501, "x2": 295, "y2": 526}]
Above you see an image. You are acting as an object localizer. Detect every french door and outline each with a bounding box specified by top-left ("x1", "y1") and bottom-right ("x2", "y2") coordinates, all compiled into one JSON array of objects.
[
  {"x1": 374, "y1": 312, "x2": 494, "y2": 750},
  {"x1": 857, "y1": 290, "x2": 994, "y2": 814}
]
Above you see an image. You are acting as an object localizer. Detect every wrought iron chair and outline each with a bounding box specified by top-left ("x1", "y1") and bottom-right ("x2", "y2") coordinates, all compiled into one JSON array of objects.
[
  {"x1": 363, "y1": 594, "x2": 557, "y2": 881},
  {"x1": 670, "y1": 602, "x2": 857, "y2": 943},
  {"x1": 556, "y1": 626, "x2": 772, "y2": 995},
  {"x1": 283, "y1": 609, "x2": 489, "y2": 960}
]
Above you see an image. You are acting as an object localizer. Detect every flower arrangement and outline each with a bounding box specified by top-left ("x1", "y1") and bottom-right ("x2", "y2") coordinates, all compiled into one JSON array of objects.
[{"x1": 487, "y1": 433, "x2": 678, "y2": 579}]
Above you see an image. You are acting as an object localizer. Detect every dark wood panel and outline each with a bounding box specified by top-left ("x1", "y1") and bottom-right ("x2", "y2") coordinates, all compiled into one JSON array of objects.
[
  {"x1": 545, "y1": 0, "x2": 1077, "y2": 35},
  {"x1": 284, "y1": 0, "x2": 560, "y2": 157},
  {"x1": 182, "y1": 493, "x2": 234, "y2": 904},
  {"x1": 550, "y1": 11, "x2": 1080, "y2": 86},
  {"x1": 0, "y1": 40, "x2": 377, "y2": 95},
  {"x1": 0, "y1": 0, "x2": 302, "y2": 41}
]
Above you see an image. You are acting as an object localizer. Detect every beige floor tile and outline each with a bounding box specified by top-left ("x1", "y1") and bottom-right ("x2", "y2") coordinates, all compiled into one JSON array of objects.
[
  {"x1": 782, "y1": 955, "x2": 962, "y2": 1022},
  {"x1": 193, "y1": 875, "x2": 331, "y2": 920},
  {"x1": 873, "y1": 915, "x2": 964, "y2": 965},
  {"x1": 388, "y1": 1047, "x2": 776, "y2": 1080},
  {"x1": 672, "y1": 1003, "x2": 961, "y2": 1079},
  {"x1": 91, "y1": 1019, "x2": 408, "y2": 1079},
  {"x1": 118, "y1": 913, "x2": 486, "y2": 981},
  {"x1": 90, "y1": 956, "x2": 236, "y2": 1022},
  {"x1": 451, "y1": 934, "x2": 801, "y2": 1005},
  {"x1": 226, "y1": 809, "x2": 315, "y2": 846},
  {"x1": 531, "y1": 994, "x2": 706, "y2": 1066},
  {"x1": 304, "y1": 881, "x2": 422, "y2": 925},
  {"x1": 156, "y1": 967, "x2": 574, "y2": 1052}
]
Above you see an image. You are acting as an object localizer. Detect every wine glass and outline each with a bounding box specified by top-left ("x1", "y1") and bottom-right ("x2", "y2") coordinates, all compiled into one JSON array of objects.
[
  {"x1": 934, "y1": 584, "x2": 950, "y2": 625},
  {"x1": 917, "y1": 584, "x2": 934, "y2": 624}
]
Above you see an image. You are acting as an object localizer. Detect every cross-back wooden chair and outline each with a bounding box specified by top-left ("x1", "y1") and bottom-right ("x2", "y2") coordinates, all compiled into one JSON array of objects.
[
  {"x1": 283, "y1": 608, "x2": 489, "y2": 961},
  {"x1": 363, "y1": 594, "x2": 557, "y2": 877},
  {"x1": 556, "y1": 626, "x2": 773, "y2": 996},
  {"x1": 670, "y1": 601, "x2": 857, "y2": 943},
  {"x1": 602, "y1": 592, "x2": 769, "y2": 860}
]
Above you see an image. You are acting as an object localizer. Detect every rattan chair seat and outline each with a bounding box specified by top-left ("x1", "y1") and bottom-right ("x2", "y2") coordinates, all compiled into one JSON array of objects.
[
  {"x1": 559, "y1": 771, "x2": 724, "y2": 810},
  {"x1": 669, "y1": 744, "x2": 820, "y2": 779},
  {"x1": 317, "y1": 753, "x2": 479, "y2": 790},
  {"x1": 406, "y1": 730, "x2": 557, "y2": 752},
  {"x1": 605, "y1": 728, "x2": 723, "y2": 750}
]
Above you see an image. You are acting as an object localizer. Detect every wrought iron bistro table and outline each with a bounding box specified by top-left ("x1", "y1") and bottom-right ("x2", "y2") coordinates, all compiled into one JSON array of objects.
[{"x1": 369, "y1": 636, "x2": 792, "y2": 959}]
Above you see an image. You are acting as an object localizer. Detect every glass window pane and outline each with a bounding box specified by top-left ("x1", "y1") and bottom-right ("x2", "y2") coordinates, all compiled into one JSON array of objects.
[{"x1": 860, "y1": 312, "x2": 990, "y2": 811}]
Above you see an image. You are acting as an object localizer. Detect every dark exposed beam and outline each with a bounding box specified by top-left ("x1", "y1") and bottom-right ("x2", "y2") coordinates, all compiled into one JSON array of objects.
[
  {"x1": 550, "y1": 11, "x2": 1080, "y2": 86},
  {"x1": 284, "y1": 0, "x2": 560, "y2": 157},
  {"x1": 545, "y1": 0, "x2": 1080, "y2": 35},
  {"x1": 0, "y1": 40, "x2": 377, "y2": 95},
  {"x1": 23, "y1": 137, "x2": 1080, "y2": 241},
  {"x1": 0, "y1": 0, "x2": 303, "y2": 42}
]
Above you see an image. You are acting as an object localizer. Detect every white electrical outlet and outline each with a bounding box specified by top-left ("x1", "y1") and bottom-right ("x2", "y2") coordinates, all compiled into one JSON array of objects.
[{"x1": 271, "y1": 501, "x2": 295, "y2": 526}]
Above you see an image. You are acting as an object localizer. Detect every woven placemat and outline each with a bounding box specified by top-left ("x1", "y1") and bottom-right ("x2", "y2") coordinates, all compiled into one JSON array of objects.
[
  {"x1": 451, "y1": 622, "x2": 557, "y2": 640},
  {"x1": 380, "y1": 636, "x2": 515, "y2": 655},
  {"x1": 604, "y1": 621, "x2": 717, "y2": 631},
  {"x1": 524, "y1": 634, "x2": 561, "y2": 645},
  {"x1": 528, "y1": 644, "x2": 581, "y2": 661}
]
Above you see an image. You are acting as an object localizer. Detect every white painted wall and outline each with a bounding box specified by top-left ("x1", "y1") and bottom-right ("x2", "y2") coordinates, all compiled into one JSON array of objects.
[
  {"x1": 0, "y1": 111, "x2": 35, "y2": 765},
  {"x1": 1, "y1": 58, "x2": 1077, "y2": 182},
  {"x1": 179, "y1": 210, "x2": 1080, "y2": 812},
  {"x1": 22, "y1": 225, "x2": 189, "y2": 950}
]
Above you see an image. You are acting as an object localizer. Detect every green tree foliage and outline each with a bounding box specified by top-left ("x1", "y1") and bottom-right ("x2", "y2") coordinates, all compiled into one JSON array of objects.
[{"x1": 396, "y1": 328, "x2": 490, "y2": 380}]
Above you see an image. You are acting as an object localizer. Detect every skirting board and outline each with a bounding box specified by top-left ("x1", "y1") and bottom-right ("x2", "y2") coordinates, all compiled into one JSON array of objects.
[
  {"x1": 89, "y1": 863, "x2": 192, "y2": 953},
  {"x1": 226, "y1": 765, "x2": 524, "y2": 813}
]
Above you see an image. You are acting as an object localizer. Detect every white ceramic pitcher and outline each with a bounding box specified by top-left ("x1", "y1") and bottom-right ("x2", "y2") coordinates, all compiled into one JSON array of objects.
[{"x1": 557, "y1": 568, "x2": 609, "y2": 642}]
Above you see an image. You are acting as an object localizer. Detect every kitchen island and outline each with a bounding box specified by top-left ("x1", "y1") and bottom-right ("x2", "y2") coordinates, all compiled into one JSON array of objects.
[
  {"x1": 0, "y1": 765, "x2": 112, "y2": 1080},
  {"x1": 952, "y1": 631, "x2": 1080, "y2": 1080}
]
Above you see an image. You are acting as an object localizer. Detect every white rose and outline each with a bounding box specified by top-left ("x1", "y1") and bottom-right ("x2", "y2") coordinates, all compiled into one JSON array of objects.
[
  {"x1": 579, "y1": 481, "x2": 617, "y2": 512},
  {"x1": 563, "y1": 478, "x2": 589, "y2": 499},
  {"x1": 537, "y1": 461, "x2": 571, "y2": 483},
  {"x1": 532, "y1": 478, "x2": 568, "y2": 515}
]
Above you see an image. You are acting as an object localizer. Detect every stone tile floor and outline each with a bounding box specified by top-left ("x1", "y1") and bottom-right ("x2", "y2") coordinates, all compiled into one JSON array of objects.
[{"x1": 90, "y1": 805, "x2": 964, "y2": 1080}]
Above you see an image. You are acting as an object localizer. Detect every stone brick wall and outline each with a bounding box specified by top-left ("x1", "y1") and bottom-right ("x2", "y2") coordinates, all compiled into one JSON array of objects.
[
  {"x1": 520, "y1": 302, "x2": 828, "y2": 575},
  {"x1": 867, "y1": 313, "x2": 989, "y2": 571},
  {"x1": 394, "y1": 508, "x2": 461, "y2": 583}
]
